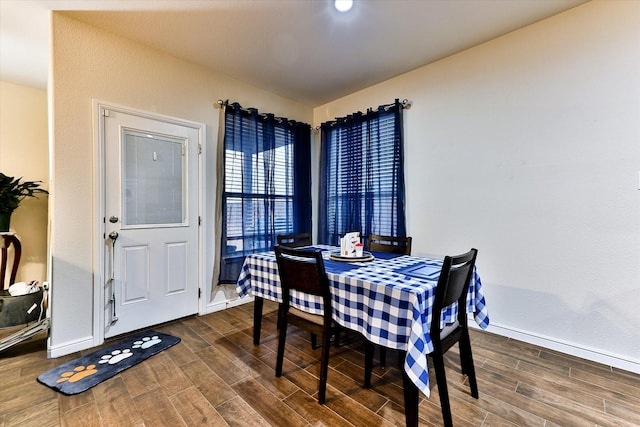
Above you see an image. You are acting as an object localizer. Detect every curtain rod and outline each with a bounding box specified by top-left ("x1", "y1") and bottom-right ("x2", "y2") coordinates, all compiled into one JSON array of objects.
[
  {"x1": 216, "y1": 99, "x2": 286, "y2": 124},
  {"x1": 216, "y1": 99, "x2": 313, "y2": 129},
  {"x1": 313, "y1": 98, "x2": 412, "y2": 131},
  {"x1": 217, "y1": 99, "x2": 410, "y2": 108},
  {"x1": 217, "y1": 98, "x2": 410, "y2": 132},
  {"x1": 370, "y1": 98, "x2": 411, "y2": 111}
]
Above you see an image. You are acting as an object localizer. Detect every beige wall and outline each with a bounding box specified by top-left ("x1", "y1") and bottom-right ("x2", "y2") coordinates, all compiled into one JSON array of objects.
[
  {"x1": 50, "y1": 13, "x2": 313, "y2": 355},
  {"x1": 0, "y1": 80, "x2": 49, "y2": 286},
  {"x1": 314, "y1": 1, "x2": 640, "y2": 373}
]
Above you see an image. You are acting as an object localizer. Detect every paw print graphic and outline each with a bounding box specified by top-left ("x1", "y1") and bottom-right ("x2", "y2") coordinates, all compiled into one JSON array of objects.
[
  {"x1": 56, "y1": 365, "x2": 98, "y2": 383},
  {"x1": 132, "y1": 336, "x2": 162, "y2": 350},
  {"x1": 98, "y1": 349, "x2": 133, "y2": 365}
]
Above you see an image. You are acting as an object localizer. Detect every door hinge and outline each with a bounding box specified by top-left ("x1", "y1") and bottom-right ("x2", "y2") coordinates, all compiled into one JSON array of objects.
[
  {"x1": 103, "y1": 109, "x2": 110, "y2": 117},
  {"x1": 198, "y1": 216, "x2": 202, "y2": 226},
  {"x1": 198, "y1": 143, "x2": 202, "y2": 154},
  {"x1": 198, "y1": 288, "x2": 202, "y2": 299}
]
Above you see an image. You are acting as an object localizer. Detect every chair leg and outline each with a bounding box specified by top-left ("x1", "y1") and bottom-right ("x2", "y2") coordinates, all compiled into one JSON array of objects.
[
  {"x1": 275, "y1": 309, "x2": 288, "y2": 377},
  {"x1": 312, "y1": 328, "x2": 341, "y2": 350},
  {"x1": 379, "y1": 346, "x2": 387, "y2": 369},
  {"x1": 459, "y1": 331, "x2": 479, "y2": 398},
  {"x1": 401, "y1": 351, "x2": 419, "y2": 427},
  {"x1": 253, "y1": 297, "x2": 264, "y2": 345},
  {"x1": 364, "y1": 340, "x2": 375, "y2": 388},
  {"x1": 318, "y1": 329, "x2": 332, "y2": 404},
  {"x1": 432, "y1": 351, "x2": 453, "y2": 427}
]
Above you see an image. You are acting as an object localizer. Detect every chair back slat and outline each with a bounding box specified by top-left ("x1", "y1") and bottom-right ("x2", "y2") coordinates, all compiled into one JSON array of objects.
[
  {"x1": 432, "y1": 249, "x2": 478, "y2": 331},
  {"x1": 367, "y1": 234, "x2": 412, "y2": 255},
  {"x1": 440, "y1": 261, "x2": 474, "y2": 308},
  {"x1": 277, "y1": 232, "x2": 312, "y2": 248},
  {"x1": 274, "y1": 245, "x2": 330, "y2": 301}
]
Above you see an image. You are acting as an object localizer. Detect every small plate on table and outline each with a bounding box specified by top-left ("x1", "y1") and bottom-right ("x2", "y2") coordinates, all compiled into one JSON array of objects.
[{"x1": 329, "y1": 250, "x2": 375, "y2": 262}]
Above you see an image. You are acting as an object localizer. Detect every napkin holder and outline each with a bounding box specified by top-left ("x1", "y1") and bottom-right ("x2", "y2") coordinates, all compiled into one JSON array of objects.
[{"x1": 340, "y1": 232, "x2": 361, "y2": 257}]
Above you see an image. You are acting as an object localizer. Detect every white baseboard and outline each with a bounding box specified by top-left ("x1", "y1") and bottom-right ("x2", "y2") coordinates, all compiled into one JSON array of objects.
[
  {"x1": 203, "y1": 294, "x2": 253, "y2": 314},
  {"x1": 48, "y1": 335, "x2": 96, "y2": 359},
  {"x1": 473, "y1": 321, "x2": 640, "y2": 375}
]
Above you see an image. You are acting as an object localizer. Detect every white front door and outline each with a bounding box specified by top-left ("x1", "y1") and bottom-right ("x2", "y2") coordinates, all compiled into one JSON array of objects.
[{"x1": 103, "y1": 108, "x2": 200, "y2": 338}]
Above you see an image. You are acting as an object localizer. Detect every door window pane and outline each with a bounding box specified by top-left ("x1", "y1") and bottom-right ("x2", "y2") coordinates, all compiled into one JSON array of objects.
[{"x1": 123, "y1": 129, "x2": 185, "y2": 226}]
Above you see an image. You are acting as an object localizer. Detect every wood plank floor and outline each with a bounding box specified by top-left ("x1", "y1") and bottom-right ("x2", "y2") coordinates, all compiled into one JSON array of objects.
[{"x1": 1, "y1": 300, "x2": 639, "y2": 426}]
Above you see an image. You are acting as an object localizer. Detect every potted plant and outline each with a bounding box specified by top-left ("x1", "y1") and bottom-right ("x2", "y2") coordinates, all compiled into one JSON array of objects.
[{"x1": 0, "y1": 172, "x2": 49, "y2": 232}]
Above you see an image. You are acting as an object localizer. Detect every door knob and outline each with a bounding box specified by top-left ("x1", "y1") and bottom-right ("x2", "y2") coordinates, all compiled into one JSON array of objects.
[
  {"x1": 108, "y1": 231, "x2": 119, "y2": 240},
  {"x1": 109, "y1": 216, "x2": 119, "y2": 223}
]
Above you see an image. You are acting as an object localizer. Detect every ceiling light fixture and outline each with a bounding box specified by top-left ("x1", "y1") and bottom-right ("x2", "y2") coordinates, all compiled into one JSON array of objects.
[{"x1": 334, "y1": 0, "x2": 353, "y2": 13}]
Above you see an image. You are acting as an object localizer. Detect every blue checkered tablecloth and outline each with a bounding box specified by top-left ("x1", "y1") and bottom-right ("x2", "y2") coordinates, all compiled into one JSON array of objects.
[{"x1": 236, "y1": 245, "x2": 489, "y2": 398}]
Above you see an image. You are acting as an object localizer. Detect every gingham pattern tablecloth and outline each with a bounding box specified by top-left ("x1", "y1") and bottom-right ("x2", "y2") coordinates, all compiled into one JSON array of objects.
[{"x1": 236, "y1": 245, "x2": 489, "y2": 398}]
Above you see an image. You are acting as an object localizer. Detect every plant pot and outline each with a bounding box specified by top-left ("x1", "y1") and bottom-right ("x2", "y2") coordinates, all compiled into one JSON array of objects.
[{"x1": 0, "y1": 212, "x2": 11, "y2": 232}]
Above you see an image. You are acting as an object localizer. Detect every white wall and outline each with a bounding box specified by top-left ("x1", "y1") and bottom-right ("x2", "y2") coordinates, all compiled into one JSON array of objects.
[
  {"x1": 0, "y1": 80, "x2": 49, "y2": 286},
  {"x1": 314, "y1": 1, "x2": 640, "y2": 373},
  {"x1": 50, "y1": 13, "x2": 312, "y2": 356}
]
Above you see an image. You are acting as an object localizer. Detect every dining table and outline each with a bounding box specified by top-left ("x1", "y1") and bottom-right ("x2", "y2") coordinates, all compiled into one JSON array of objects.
[{"x1": 236, "y1": 245, "x2": 489, "y2": 426}]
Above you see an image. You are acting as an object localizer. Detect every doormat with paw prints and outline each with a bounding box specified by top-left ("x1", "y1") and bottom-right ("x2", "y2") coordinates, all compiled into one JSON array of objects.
[{"x1": 37, "y1": 330, "x2": 180, "y2": 395}]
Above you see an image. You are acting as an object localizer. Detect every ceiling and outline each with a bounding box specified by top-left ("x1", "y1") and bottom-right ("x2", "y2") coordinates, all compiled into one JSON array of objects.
[{"x1": 0, "y1": 0, "x2": 586, "y2": 106}]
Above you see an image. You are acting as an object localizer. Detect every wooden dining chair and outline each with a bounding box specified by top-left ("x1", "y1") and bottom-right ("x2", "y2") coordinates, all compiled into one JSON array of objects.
[
  {"x1": 275, "y1": 233, "x2": 340, "y2": 349},
  {"x1": 366, "y1": 234, "x2": 412, "y2": 369},
  {"x1": 365, "y1": 248, "x2": 480, "y2": 427},
  {"x1": 252, "y1": 232, "x2": 312, "y2": 345},
  {"x1": 367, "y1": 234, "x2": 412, "y2": 255},
  {"x1": 276, "y1": 232, "x2": 312, "y2": 248},
  {"x1": 430, "y1": 248, "x2": 479, "y2": 426},
  {"x1": 274, "y1": 245, "x2": 336, "y2": 404}
]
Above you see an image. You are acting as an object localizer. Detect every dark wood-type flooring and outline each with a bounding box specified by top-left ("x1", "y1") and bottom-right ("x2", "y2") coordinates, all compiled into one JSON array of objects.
[{"x1": 1, "y1": 300, "x2": 639, "y2": 426}]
